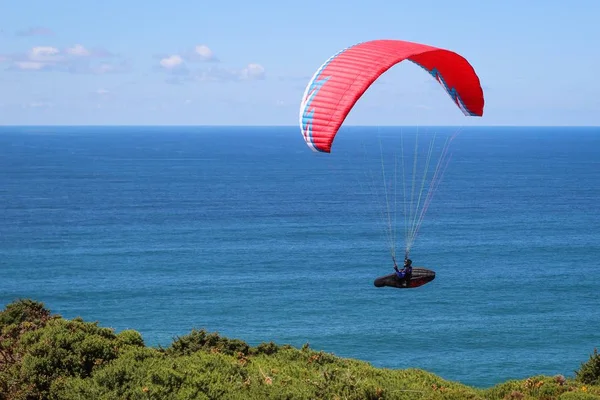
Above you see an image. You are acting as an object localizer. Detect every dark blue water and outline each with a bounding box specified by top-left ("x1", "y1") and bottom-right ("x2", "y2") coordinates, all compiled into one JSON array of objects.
[{"x1": 1, "y1": 125, "x2": 599, "y2": 388}]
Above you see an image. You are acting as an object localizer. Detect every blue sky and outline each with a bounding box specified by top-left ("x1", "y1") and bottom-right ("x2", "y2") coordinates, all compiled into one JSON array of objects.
[{"x1": 1, "y1": 0, "x2": 599, "y2": 126}]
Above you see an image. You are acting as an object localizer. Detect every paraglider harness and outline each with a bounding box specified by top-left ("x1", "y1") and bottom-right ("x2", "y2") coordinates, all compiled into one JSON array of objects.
[{"x1": 392, "y1": 256, "x2": 413, "y2": 286}]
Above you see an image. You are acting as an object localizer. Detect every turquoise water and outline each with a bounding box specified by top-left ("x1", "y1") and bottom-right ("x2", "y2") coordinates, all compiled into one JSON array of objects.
[{"x1": 1, "y1": 125, "x2": 599, "y2": 388}]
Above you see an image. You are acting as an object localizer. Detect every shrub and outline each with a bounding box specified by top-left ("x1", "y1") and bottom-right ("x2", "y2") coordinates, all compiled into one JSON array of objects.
[
  {"x1": 576, "y1": 348, "x2": 600, "y2": 385},
  {"x1": 116, "y1": 329, "x2": 145, "y2": 347},
  {"x1": 253, "y1": 341, "x2": 278, "y2": 356},
  {"x1": 166, "y1": 329, "x2": 250, "y2": 357},
  {"x1": 0, "y1": 299, "x2": 51, "y2": 328}
]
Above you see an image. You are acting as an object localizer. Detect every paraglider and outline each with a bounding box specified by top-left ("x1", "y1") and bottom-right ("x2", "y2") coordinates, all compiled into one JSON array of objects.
[
  {"x1": 298, "y1": 39, "x2": 485, "y2": 289},
  {"x1": 374, "y1": 266, "x2": 436, "y2": 289}
]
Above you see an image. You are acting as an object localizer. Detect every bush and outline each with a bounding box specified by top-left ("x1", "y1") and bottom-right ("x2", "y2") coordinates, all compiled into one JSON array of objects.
[
  {"x1": 0, "y1": 299, "x2": 51, "y2": 328},
  {"x1": 116, "y1": 329, "x2": 145, "y2": 347},
  {"x1": 559, "y1": 392, "x2": 600, "y2": 400},
  {"x1": 576, "y1": 348, "x2": 600, "y2": 385},
  {"x1": 2, "y1": 299, "x2": 600, "y2": 400},
  {"x1": 252, "y1": 341, "x2": 278, "y2": 356},
  {"x1": 166, "y1": 329, "x2": 250, "y2": 357},
  {"x1": 16, "y1": 318, "x2": 120, "y2": 397}
]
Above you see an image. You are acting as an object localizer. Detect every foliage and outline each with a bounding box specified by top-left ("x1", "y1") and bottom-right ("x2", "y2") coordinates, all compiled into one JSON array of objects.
[
  {"x1": 576, "y1": 349, "x2": 600, "y2": 386},
  {"x1": 164, "y1": 328, "x2": 251, "y2": 357},
  {"x1": 0, "y1": 299, "x2": 599, "y2": 400}
]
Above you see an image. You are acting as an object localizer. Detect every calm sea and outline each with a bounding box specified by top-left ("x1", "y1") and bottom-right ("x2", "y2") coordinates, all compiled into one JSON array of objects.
[{"x1": 1, "y1": 125, "x2": 599, "y2": 388}]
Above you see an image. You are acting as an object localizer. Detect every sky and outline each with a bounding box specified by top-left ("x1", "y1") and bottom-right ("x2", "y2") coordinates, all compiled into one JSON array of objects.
[{"x1": 1, "y1": 0, "x2": 599, "y2": 126}]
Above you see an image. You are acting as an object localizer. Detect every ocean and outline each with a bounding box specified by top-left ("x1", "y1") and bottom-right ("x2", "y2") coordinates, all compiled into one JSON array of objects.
[{"x1": 1, "y1": 125, "x2": 599, "y2": 388}]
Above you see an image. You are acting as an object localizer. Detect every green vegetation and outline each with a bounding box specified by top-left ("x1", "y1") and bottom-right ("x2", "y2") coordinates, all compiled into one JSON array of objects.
[{"x1": 1, "y1": 299, "x2": 599, "y2": 400}]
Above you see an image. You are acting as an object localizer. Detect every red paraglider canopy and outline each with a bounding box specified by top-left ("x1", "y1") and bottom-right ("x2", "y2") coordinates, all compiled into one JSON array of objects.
[{"x1": 299, "y1": 39, "x2": 485, "y2": 153}]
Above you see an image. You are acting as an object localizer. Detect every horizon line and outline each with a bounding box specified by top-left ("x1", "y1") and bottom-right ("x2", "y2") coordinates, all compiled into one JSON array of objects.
[{"x1": 1, "y1": 124, "x2": 599, "y2": 128}]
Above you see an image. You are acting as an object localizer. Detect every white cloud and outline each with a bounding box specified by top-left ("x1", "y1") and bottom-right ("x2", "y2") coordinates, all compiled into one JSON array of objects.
[
  {"x1": 30, "y1": 46, "x2": 59, "y2": 56},
  {"x1": 194, "y1": 45, "x2": 214, "y2": 60},
  {"x1": 29, "y1": 46, "x2": 61, "y2": 61},
  {"x1": 160, "y1": 55, "x2": 184, "y2": 69},
  {"x1": 158, "y1": 44, "x2": 217, "y2": 71},
  {"x1": 240, "y1": 63, "x2": 265, "y2": 80},
  {"x1": 1, "y1": 44, "x2": 127, "y2": 74},
  {"x1": 158, "y1": 45, "x2": 265, "y2": 83},
  {"x1": 66, "y1": 44, "x2": 91, "y2": 56}
]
